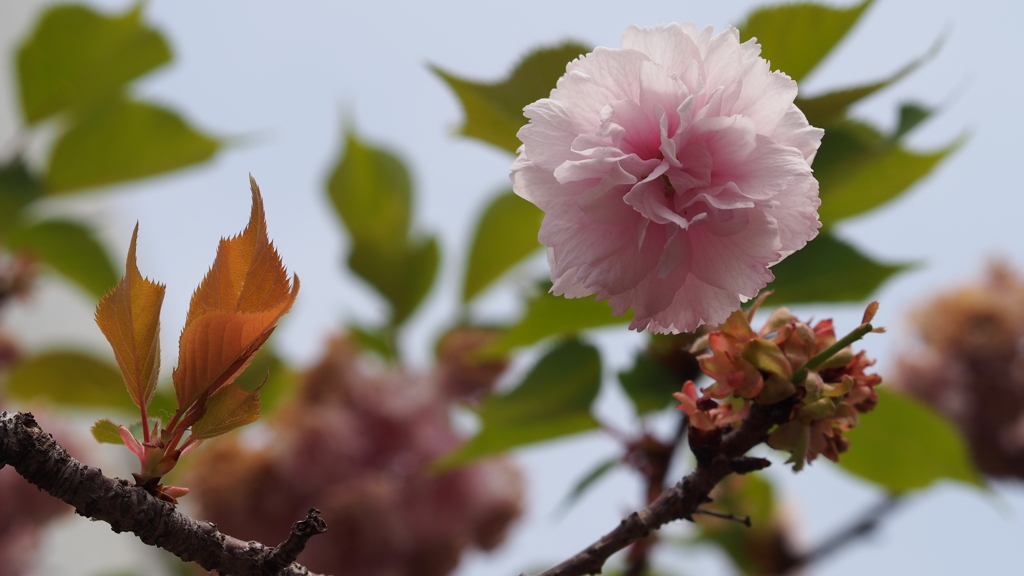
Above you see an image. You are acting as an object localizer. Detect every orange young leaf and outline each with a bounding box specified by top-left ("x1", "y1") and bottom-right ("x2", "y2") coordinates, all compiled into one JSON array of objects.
[
  {"x1": 95, "y1": 224, "x2": 165, "y2": 410},
  {"x1": 190, "y1": 382, "x2": 261, "y2": 440},
  {"x1": 172, "y1": 176, "x2": 299, "y2": 409}
]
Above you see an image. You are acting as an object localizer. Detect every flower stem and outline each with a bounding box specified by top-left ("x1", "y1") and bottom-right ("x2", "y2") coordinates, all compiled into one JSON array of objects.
[{"x1": 791, "y1": 323, "x2": 873, "y2": 384}]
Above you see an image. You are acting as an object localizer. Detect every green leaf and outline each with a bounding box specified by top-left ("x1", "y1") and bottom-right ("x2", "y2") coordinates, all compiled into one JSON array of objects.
[
  {"x1": 839, "y1": 387, "x2": 983, "y2": 493},
  {"x1": 463, "y1": 190, "x2": 543, "y2": 302},
  {"x1": 327, "y1": 131, "x2": 412, "y2": 249},
  {"x1": 348, "y1": 236, "x2": 439, "y2": 325},
  {"x1": 555, "y1": 457, "x2": 620, "y2": 515},
  {"x1": 91, "y1": 418, "x2": 124, "y2": 444},
  {"x1": 350, "y1": 325, "x2": 398, "y2": 361},
  {"x1": 738, "y1": 0, "x2": 872, "y2": 82},
  {"x1": 811, "y1": 119, "x2": 962, "y2": 228},
  {"x1": 45, "y1": 98, "x2": 220, "y2": 194},
  {"x1": 7, "y1": 350, "x2": 134, "y2": 412},
  {"x1": 4, "y1": 219, "x2": 118, "y2": 298},
  {"x1": 691, "y1": 474, "x2": 777, "y2": 574},
  {"x1": 796, "y1": 42, "x2": 937, "y2": 128},
  {"x1": 191, "y1": 383, "x2": 260, "y2": 440},
  {"x1": 327, "y1": 130, "x2": 438, "y2": 325},
  {"x1": 229, "y1": 346, "x2": 296, "y2": 416},
  {"x1": 619, "y1": 353, "x2": 680, "y2": 415},
  {"x1": 766, "y1": 232, "x2": 907, "y2": 305},
  {"x1": 488, "y1": 291, "x2": 630, "y2": 355},
  {"x1": 0, "y1": 160, "x2": 43, "y2": 234},
  {"x1": 17, "y1": 4, "x2": 171, "y2": 123},
  {"x1": 891, "y1": 102, "x2": 932, "y2": 141},
  {"x1": 437, "y1": 339, "x2": 602, "y2": 469},
  {"x1": 432, "y1": 43, "x2": 590, "y2": 153}
]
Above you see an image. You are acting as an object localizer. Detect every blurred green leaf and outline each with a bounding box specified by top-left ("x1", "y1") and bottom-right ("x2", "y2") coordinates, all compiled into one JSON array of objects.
[
  {"x1": 327, "y1": 130, "x2": 437, "y2": 325},
  {"x1": 766, "y1": 232, "x2": 907, "y2": 305},
  {"x1": 46, "y1": 98, "x2": 219, "y2": 194},
  {"x1": 556, "y1": 456, "x2": 620, "y2": 515},
  {"x1": 349, "y1": 237, "x2": 439, "y2": 325},
  {"x1": 90, "y1": 418, "x2": 123, "y2": 444},
  {"x1": 5, "y1": 219, "x2": 118, "y2": 298},
  {"x1": 619, "y1": 353, "x2": 680, "y2": 415},
  {"x1": 328, "y1": 131, "x2": 412, "y2": 249},
  {"x1": 231, "y1": 346, "x2": 296, "y2": 416},
  {"x1": 17, "y1": 4, "x2": 171, "y2": 123},
  {"x1": 488, "y1": 291, "x2": 630, "y2": 355},
  {"x1": 738, "y1": 0, "x2": 872, "y2": 82},
  {"x1": 809, "y1": 118, "x2": 960, "y2": 228},
  {"x1": 148, "y1": 388, "x2": 177, "y2": 419},
  {"x1": 463, "y1": 190, "x2": 543, "y2": 302},
  {"x1": 7, "y1": 350, "x2": 133, "y2": 412},
  {"x1": 839, "y1": 387, "x2": 983, "y2": 493},
  {"x1": 692, "y1": 474, "x2": 776, "y2": 574},
  {"x1": 0, "y1": 160, "x2": 42, "y2": 233},
  {"x1": 432, "y1": 43, "x2": 590, "y2": 153},
  {"x1": 818, "y1": 143, "x2": 960, "y2": 228},
  {"x1": 796, "y1": 42, "x2": 936, "y2": 127},
  {"x1": 437, "y1": 339, "x2": 602, "y2": 469},
  {"x1": 891, "y1": 102, "x2": 932, "y2": 141},
  {"x1": 350, "y1": 325, "x2": 398, "y2": 361}
]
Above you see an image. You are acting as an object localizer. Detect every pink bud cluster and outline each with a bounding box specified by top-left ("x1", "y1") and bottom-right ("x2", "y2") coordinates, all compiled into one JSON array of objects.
[
  {"x1": 675, "y1": 298, "x2": 881, "y2": 469},
  {"x1": 189, "y1": 336, "x2": 522, "y2": 576}
]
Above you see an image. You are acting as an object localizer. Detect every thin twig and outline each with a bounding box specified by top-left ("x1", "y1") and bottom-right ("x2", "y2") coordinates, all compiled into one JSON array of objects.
[
  {"x1": 692, "y1": 508, "x2": 751, "y2": 527},
  {"x1": 529, "y1": 397, "x2": 796, "y2": 576},
  {"x1": 0, "y1": 411, "x2": 330, "y2": 576}
]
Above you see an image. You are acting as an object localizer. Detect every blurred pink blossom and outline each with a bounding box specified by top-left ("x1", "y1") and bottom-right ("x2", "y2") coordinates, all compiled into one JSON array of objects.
[{"x1": 512, "y1": 23, "x2": 823, "y2": 333}]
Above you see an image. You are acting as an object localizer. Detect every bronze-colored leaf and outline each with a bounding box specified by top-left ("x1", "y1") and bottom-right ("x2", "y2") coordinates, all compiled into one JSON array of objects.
[
  {"x1": 95, "y1": 224, "x2": 165, "y2": 410},
  {"x1": 172, "y1": 177, "x2": 298, "y2": 409}
]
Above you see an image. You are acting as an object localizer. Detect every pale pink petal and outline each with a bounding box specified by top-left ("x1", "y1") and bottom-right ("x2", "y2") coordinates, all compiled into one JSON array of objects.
[{"x1": 511, "y1": 23, "x2": 822, "y2": 334}]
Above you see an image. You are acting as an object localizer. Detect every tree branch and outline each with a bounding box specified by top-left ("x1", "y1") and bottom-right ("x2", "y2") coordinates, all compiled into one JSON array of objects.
[
  {"x1": 0, "y1": 411, "x2": 330, "y2": 576},
  {"x1": 530, "y1": 399, "x2": 795, "y2": 576}
]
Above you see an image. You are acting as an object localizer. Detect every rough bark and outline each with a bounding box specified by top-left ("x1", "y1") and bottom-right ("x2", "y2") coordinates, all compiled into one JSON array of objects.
[{"x1": 0, "y1": 411, "x2": 329, "y2": 576}]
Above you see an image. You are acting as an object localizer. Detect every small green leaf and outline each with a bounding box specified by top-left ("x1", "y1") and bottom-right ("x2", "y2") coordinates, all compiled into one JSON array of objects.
[
  {"x1": 91, "y1": 418, "x2": 124, "y2": 444},
  {"x1": 45, "y1": 98, "x2": 220, "y2": 194},
  {"x1": 619, "y1": 353, "x2": 680, "y2": 415},
  {"x1": 327, "y1": 130, "x2": 437, "y2": 326},
  {"x1": 17, "y1": 4, "x2": 171, "y2": 123},
  {"x1": 463, "y1": 190, "x2": 543, "y2": 302},
  {"x1": 5, "y1": 219, "x2": 118, "y2": 298},
  {"x1": 738, "y1": 0, "x2": 872, "y2": 82},
  {"x1": 766, "y1": 232, "x2": 907, "y2": 305},
  {"x1": 437, "y1": 339, "x2": 602, "y2": 469},
  {"x1": 488, "y1": 291, "x2": 630, "y2": 355},
  {"x1": 0, "y1": 160, "x2": 42, "y2": 234},
  {"x1": 432, "y1": 43, "x2": 590, "y2": 153},
  {"x1": 7, "y1": 350, "x2": 134, "y2": 412},
  {"x1": 191, "y1": 383, "x2": 260, "y2": 440},
  {"x1": 556, "y1": 457, "x2": 620, "y2": 515},
  {"x1": 839, "y1": 387, "x2": 983, "y2": 493}
]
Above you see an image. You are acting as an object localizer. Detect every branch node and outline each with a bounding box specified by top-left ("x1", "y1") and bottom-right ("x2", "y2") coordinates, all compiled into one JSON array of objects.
[{"x1": 729, "y1": 456, "x2": 771, "y2": 474}]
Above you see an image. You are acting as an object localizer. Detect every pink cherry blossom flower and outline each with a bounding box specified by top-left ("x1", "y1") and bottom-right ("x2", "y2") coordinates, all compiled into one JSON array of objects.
[{"x1": 512, "y1": 23, "x2": 823, "y2": 333}]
